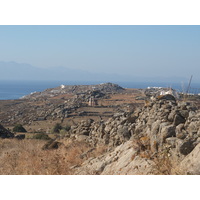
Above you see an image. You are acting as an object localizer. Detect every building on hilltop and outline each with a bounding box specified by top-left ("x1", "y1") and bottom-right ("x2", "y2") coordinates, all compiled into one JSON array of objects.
[{"x1": 160, "y1": 88, "x2": 179, "y2": 99}]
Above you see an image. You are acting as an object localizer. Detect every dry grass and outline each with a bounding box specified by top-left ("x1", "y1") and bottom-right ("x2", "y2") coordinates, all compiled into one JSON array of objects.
[
  {"x1": 0, "y1": 138, "x2": 107, "y2": 175},
  {"x1": 0, "y1": 136, "x2": 179, "y2": 175},
  {"x1": 132, "y1": 136, "x2": 176, "y2": 175},
  {"x1": 152, "y1": 151, "x2": 173, "y2": 175}
]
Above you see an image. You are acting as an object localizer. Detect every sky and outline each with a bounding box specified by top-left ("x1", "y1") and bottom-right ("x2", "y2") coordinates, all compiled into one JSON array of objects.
[{"x1": 0, "y1": 25, "x2": 200, "y2": 82}]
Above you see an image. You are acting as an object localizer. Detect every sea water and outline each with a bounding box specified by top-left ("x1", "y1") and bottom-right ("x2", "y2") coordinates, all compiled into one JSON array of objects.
[{"x1": 0, "y1": 80, "x2": 200, "y2": 100}]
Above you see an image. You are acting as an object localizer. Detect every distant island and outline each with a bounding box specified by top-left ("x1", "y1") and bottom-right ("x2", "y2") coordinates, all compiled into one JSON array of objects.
[{"x1": 0, "y1": 61, "x2": 189, "y2": 82}]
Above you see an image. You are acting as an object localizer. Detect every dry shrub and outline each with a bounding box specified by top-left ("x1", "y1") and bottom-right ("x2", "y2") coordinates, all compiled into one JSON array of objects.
[
  {"x1": 132, "y1": 136, "x2": 151, "y2": 157},
  {"x1": 132, "y1": 136, "x2": 175, "y2": 175},
  {"x1": 0, "y1": 138, "x2": 108, "y2": 175},
  {"x1": 152, "y1": 151, "x2": 173, "y2": 175}
]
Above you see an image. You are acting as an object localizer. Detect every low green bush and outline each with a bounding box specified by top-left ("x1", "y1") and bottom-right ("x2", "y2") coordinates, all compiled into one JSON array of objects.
[
  {"x1": 52, "y1": 123, "x2": 62, "y2": 133},
  {"x1": 13, "y1": 124, "x2": 27, "y2": 133},
  {"x1": 32, "y1": 133, "x2": 51, "y2": 140},
  {"x1": 63, "y1": 125, "x2": 71, "y2": 131},
  {"x1": 52, "y1": 123, "x2": 71, "y2": 133}
]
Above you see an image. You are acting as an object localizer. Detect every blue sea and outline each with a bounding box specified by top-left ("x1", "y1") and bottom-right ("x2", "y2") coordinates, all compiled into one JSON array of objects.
[{"x1": 0, "y1": 80, "x2": 200, "y2": 100}]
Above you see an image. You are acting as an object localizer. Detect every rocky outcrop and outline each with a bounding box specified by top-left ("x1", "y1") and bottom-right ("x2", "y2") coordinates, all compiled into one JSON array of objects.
[
  {"x1": 22, "y1": 82, "x2": 125, "y2": 100},
  {"x1": 175, "y1": 143, "x2": 200, "y2": 174},
  {"x1": 75, "y1": 141, "x2": 158, "y2": 175},
  {"x1": 68, "y1": 95, "x2": 200, "y2": 174},
  {"x1": 69, "y1": 96, "x2": 200, "y2": 156}
]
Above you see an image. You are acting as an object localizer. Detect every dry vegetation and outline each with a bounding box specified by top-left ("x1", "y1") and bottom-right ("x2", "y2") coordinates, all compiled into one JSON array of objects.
[
  {"x1": 0, "y1": 138, "x2": 107, "y2": 175},
  {"x1": 132, "y1": 136, "x2": 178, "y2": 175}
]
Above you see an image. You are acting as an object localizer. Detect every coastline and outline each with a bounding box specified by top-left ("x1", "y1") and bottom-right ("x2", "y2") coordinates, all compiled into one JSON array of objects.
[{"x1": 1, "y1": 80, "x2": 200, "y2": 100}]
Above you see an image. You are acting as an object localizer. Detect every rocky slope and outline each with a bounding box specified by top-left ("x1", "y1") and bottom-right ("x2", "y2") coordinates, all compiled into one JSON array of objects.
[
  {"x1": 22, "y1": 82, "x2": 125, "y2": 100},
  {"x1": 0, "y1": 83, "x2": 128, "y2": 126},
  {"x1": 1, "y1": 88, "x2": 200, "y2": 174},
  {"x1": 66, "y1": 94, "x2": 200, "y2": 174}
]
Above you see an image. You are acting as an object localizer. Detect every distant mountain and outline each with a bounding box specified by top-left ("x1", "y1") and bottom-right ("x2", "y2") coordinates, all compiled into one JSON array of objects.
[
  {"x1": 0, "y1": 61, "x2": 131, "y2": 82},
  {"x1": 0, "y1": 61, "x2": 189, "y2": 83}
]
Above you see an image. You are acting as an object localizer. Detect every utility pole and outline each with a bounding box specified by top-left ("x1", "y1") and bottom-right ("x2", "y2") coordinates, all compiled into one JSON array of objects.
[
  {"x1": 186, "y1": 75, "x2": 193, "y2": 94},
  {"x1": 184, "y1": 75, "x2": 193, "y2": 102}
]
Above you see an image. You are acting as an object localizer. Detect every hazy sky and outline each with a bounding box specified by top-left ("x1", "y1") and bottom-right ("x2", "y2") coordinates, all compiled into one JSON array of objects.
[{"x1": 0, "y1": 25, "x2": 200, "y2": 81}]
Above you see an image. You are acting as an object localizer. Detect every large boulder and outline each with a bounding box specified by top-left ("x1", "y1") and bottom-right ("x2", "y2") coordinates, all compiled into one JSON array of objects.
[
  {"x1": 175, "y1": 124, "x2": 187, "y2": 139},
  {"x1": 179, "y1": 140, "x2": 196, "y2": 155},
  {"x1": 176, "y1": 143, "x2": 200, "y2": 174},
  {"x1": 187, "y1": 121, "x2": 200, "y2": 134},
  {"x1": 173, "y1": 114, "x2": 186, "y2": 126},
  {"x1": 159, "y1": 124, "x2": 176, "y2": 143}
]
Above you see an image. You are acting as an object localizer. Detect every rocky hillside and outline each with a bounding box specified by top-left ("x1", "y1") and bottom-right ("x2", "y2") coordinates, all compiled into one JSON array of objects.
[
  {"x1": 22, "y1": 82, "x2": 125, "y2": 100},
  {"x1": 64, "y1": 94, "x2": 200, "y2": 174},
  {"x1": 0, "y1": 83, "x2": 128, "y2": 126},
  {"x1": 1, "y1": 91, "x2": 200, "y2": 174}
]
